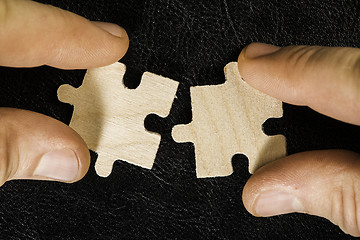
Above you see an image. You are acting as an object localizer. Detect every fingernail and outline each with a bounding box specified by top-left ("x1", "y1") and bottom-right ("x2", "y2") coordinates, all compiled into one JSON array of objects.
[
  {"x1": 92, "y1": 21, "x2": 127, "y2": 38},
  {"x1": 254, "y1": 191, "x2": 304, "y2": 217},
  {"x1": 243, "y1": 43, "x2": 281, "y2": 59},
  {"x1": 34, "y1": 149, "x2": 79, "y2": 182}
]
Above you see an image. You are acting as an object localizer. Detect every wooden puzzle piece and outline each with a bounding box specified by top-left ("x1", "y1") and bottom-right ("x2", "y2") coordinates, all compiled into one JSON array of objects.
[
  {"x1": 58, "y1": 62, "x2": 179, "y2": 177},
  {"x1": 172, "y1": 62, "x2": 286, "y2": 178}
]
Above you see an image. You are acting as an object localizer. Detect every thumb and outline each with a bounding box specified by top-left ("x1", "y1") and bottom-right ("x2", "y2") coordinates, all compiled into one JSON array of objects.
[
  {"x1": 0, "y1": 108, "x2": 90, "y2": 186},
  {"x1": 242, "y1": 150, "x2": 360, "y2": 236}
]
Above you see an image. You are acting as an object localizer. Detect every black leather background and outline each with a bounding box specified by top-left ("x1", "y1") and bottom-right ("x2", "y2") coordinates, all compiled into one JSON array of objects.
[{"x1": 1, "y1": 0, "x2": 360, "y2": 239}]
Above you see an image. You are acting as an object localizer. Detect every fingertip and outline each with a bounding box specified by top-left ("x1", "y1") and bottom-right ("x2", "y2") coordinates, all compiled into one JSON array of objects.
[
  {"x1": 242, "y1": 43, "x2": 281, "y2": 59},
  {"x1": 242, "y1": 184, "x2": 257, "y2": 216},
  {"x1": 92, "y1": 21, "x2": 130, "y2": 62},
  {"x1": 33, "y1": 147, "x2": 90, "y2": 183},
  {"x1": 65, "y1": 131, "x2": 91, "y2": 183},
  {"x1": 51, "y1": 120, "x2": 91, "y2": 183},
  {"x1": 92, "y1": 21, "x2": 128, "y2": 38},
  {"x1": 242, "y1": 152, "x2": 310, "y2": 217},
  {"x1": 71, "y1": 143, "x2": 90, "y2": 183},
  {"x1": 237, "y1": 43, "x2": 281, "y2": 80},
  {"x1": 3, "y1": 109, "x2": 91, "y2": 184},
  {"x1": 109, "y1": 29, "x2": 129, "y2": 64},
  {"x1": 84, "y1": 21, "x2": 130, "y2": 68}
]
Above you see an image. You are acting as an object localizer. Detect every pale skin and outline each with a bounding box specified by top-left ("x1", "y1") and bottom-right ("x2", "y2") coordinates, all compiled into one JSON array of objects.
[{"x1": 1, "y1": 0, "x2": 360, "y2": 237}]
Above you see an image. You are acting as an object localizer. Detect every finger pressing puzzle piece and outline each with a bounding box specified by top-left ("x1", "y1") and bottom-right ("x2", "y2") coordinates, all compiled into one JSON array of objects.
[
  {"x1": 58, "y1": 62, "x2": 179, "y2": 177},
  {"x1": 172, "y1": 62, "x2": 286, "y2": 178}
]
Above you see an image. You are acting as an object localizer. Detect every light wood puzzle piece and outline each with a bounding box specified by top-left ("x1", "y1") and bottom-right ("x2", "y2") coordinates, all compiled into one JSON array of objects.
[
  {"x1": 58, "y1": 62, "x2": 179, "y2": 177},
  {"x1": 172, "y1": 62, "x2": 286, "y2": 178}
]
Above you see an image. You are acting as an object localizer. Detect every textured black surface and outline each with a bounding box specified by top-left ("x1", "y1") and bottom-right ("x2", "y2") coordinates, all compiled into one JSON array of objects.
[{"x1": 1, "y1": 0, "x2": 360, "y2": 239}]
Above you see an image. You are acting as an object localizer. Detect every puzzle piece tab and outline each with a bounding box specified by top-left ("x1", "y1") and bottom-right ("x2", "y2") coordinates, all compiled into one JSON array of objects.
[
  {"x1": 58, "y1": 62, "x2": 179, "y2": 177},
  {"x1": 172, "y1": 62, "x2": 286, "y2": 178}
]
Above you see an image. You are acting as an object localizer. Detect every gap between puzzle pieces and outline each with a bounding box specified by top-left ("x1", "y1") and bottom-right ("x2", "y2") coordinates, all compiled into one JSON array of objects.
[
  {"x1": 57, "y1": 61, "x2": 286, "y2": 178},
  {"x1": 171, "y1": 62, "x2": 286, "y2": 178}
]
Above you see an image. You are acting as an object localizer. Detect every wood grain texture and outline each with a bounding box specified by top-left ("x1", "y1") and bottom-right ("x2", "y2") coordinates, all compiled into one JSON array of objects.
[
  {"x1": 58, "y1": 62, "x2": 179, "y2": 177},
  {"x1": 172, "y1": 62, "x2": 286, "y2": 178}
]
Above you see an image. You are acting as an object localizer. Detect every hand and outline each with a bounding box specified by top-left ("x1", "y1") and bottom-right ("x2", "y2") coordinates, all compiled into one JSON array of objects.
[
  {"x1": 238, "y1": 43, "x2": 360, "y2": 236},
  {"x1": 0, "y1": 0, "x2": 129, "y2": 185}
]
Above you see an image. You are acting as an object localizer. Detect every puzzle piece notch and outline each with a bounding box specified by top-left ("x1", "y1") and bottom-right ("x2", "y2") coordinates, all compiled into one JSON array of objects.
[
  {"x1": 172, "y1": 62, "x2": 286, "y2": 178},
  {"x1": 58, "y1": 62, "x2": 179, "y2": 177}
]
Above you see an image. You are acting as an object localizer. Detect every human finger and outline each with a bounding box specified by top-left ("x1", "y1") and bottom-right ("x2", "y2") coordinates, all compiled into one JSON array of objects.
[
  {"x1": 238, "y1": 43, "x2": 360, "y2": 125},
  {"x1": 243, "y1": 150, "x2": 360, "y2": 236},
  {"x1": 0, "y1": 0, "x2": 129, "y2": 69},
  {"x1": 0, "y1": 108, "x2": 90, "y2": 185}
]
